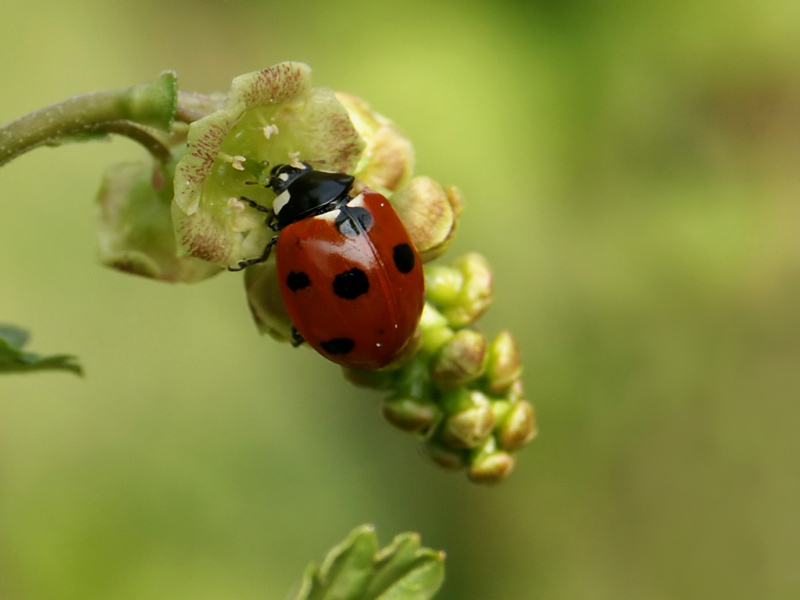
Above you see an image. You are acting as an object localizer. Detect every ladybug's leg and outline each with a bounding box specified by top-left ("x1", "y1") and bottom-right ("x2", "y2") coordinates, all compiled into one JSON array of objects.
[
  {"x1": 228, "y1": 235, "x2": 278, "y2": 271},
  {"x1": 239, "y1": 196, "x2": 270, "y2": 214},
  {"x1": 240, "y1": 196, "x2": 279, "y2": 232},
  {"x1": 290, "y1": 327, "x2": 305, "y2": 347}
]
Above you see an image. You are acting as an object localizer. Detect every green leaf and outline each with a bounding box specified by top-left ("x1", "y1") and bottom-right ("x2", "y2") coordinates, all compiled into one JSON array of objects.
[
  {"x1": 0, "y1": 325, "x2": 82, "y2": 376},
  {"x1": 365, "y1": 532, "x2": 445, "y2": 600},
  {"x1": 291, "y1": 525, "x2": 445, "y2": 600}
]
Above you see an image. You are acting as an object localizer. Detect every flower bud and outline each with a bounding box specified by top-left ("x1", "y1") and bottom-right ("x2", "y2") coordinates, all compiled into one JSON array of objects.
[
  {"x1": 468, "y1": 448, "x2": 515, "y2": 484},
  {"x1": 505, "y1": 378, "x2": 525, "y2": 402},
  {"x1": 425, "y1": 253, "x2": 493, "y2": 327},
  {"x1": 391, "y1": 177, "x2": 463, "y2": 262},
  {"x1": 498, "y1": 400, "x2": 538, "y2": 450},
  {"x1": 484, "y1": 331, "x2": 522, "y2": 395},
  {"x1": 335, "y1": 92, "x2": 414, "y2": 194},
  {"x1": 431, "y1": 329, "x2": 487, "y2": 388},
  {"x1": 441, "y1": 390, "x2": 495, "y2": 449},
  {"x1": 418, "y1": 303, "x2": 454, "y2": 357},
  {"x1": 422, "y1": 440, "x2": 467, "y2": 470},
  {"x1": 341, "y1": 367, "x2": 397, "y2": 390},
  {"x1": 96, "y1": 159, "x2": 222, "y2": 283},
  {"x1": 382, "y1": 395, "x2": 441, "y2": 435}
]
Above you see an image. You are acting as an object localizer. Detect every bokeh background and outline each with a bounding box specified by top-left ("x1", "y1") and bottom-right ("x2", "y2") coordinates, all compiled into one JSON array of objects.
[{"x1": 1, "y1": 0, "x2": 798, "y2": 598}]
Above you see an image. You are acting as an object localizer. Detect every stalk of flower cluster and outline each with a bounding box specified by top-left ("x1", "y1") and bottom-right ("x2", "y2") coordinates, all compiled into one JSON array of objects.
[{"x1": 0, "y1": 71, "x2": 177, "y2": 166}]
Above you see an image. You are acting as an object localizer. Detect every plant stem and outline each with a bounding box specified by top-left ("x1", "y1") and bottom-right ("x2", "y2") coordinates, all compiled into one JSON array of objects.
[
  {"x1": 0, "y1": 71, "x2": 177, "y2": 166},
  {"x1": 95, "y1": 121, "x2": 174, "y2": 164}
]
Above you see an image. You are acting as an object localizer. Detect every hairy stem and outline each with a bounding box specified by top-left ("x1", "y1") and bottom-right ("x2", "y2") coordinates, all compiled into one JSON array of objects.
[{"x1": 0, "y1": 71, "x2": 177, "y2": 166}]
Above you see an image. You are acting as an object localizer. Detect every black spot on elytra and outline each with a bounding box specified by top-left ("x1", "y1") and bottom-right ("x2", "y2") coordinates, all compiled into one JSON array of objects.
[
  {"x1": 286, "y1": 271, "x2": 311, "y2": 291},
  {"x1": 320, "y1": 337, "x2": 355, "y2": 355},
  {"x1": 393, "y1": 243, "x2": 415, "y2": 274},
  {"x1": 332, "y1": 268, "x2": 369, "y2": 300},
  {"x1": 335, "y1": 206, "x2": 373, "y2": 237}
]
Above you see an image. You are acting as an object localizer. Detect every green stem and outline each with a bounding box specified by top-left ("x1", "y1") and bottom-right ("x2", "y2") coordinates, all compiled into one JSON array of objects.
[
  {"x1": 94, "y1": 121, "x2": 174, "y2": 164},
  {"x1": 0, "y1": 71, "x2": 178, "y2": 166}
]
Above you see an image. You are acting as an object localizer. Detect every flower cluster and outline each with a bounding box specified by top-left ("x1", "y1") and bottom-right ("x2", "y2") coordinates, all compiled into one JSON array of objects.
[
  {"x1": 346, "y1": 254, "x2": 536, "y2": 484},
  {"x1": 94, "y1": 62, "x2": 536, "y2": 482}
]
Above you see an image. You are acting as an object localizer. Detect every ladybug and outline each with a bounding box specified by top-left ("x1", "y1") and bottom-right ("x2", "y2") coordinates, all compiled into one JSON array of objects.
[{"x1": 232, "y1": 162, "x2": 425, "y2": 370}]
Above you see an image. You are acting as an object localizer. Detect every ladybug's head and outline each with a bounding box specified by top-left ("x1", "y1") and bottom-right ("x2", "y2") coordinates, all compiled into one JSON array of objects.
[
  {"x1": 268, "y1": 162, "x2": 310, "y2": 194},
  {"x1": 268, "y1": 162, "x2": 355, "y2": 229}
]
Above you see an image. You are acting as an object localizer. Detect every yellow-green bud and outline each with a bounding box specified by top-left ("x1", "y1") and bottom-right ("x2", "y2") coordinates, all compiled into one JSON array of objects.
[
  {"x1": 484, "y1": 331, "x2": 523, "y2": 395},
  {"x1": 382, "y1": 395, "x2": 441, "y2": 434},
  {"x1": 335, "y1": 92, "x2": 415, "y2": 194},
  {"x1": 391, "y1": 177, "x2": 464, "y2": 263},
  {"x1": 442, "y1": 391, "x2": 495, "y2": 449},
  {"x1": 505, "y1": 379, "x2": 525, "y2": 402},
  {"x1": 431, "y1": 329, "x2": 488, "y2": 388},
  {"x1": 422, "y1": 440, "x2": 467, "y2": 470},
  {"x1": 498, "y1": 400, "x2": 538, "y2": 450},
  {"x1": 426, "y1": 253, "x2": 493, "y2": 328},
  {"x1": 342, "y1": 367, "x2": 397, "y2": 390},
  {"x1": 468, "y1": 449, "x2": 515, "y2": 484},
  {"x1": 418, "y1": 303, "x2": 455, "y2": 356}
]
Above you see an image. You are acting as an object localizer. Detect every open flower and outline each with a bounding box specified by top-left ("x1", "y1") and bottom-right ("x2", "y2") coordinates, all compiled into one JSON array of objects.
[{"x1": 171, "y1": 62, "x2": 366, "y2": 270}]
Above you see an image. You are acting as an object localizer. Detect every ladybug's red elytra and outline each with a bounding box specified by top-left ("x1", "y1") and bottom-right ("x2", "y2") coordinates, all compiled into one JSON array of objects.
[{"x1": 232, "y1": 162, "x2": 425, "y2": 370}]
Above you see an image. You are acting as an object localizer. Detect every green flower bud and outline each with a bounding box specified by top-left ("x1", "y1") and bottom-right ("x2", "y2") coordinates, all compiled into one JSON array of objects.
[
  {"x1": 382, "y1": 395, "x2": 441, "y2": 435},
  {"x1": 431, "y1": 329, "x2": 488, "y2": 388},
  {"x1": 441, "y1": 390, "x2": 495, "y2": 449},
  {"x1": 341, "y1": 367, "x2": 398, "y2": 390},
  {"x1": 422, "y1": 440, "x2": 467, "y2": 470},
  {"x1": 391, "y1": 177, "x2": 464, "y2": 263},
  {"x1": 334, "y1": 92, "x2": 414, "y2": 195},
  {"x1": 418, "y1": 303, "x2": 455, "y2": 357},
  {"x1": 505, "y1": 378, "x2": 525, "y2": 402},
  {"x1": 438, "y1": 386, "x2": 473, "y2": 414},
  {"x1": 172, "y1": 62, "x2": 365, "y2": 269},
  {"x1": 497, "y1": 400, "x2": 538, "y2": 451},
  {"x1": 484, "y1": 331, "x2": 523, "y2": 395},
  {"x1": 425, "y1": 253, "x2": 493, "y2": 327},
  {"x1": 96, "y1": 158, "x2": 222, "y2": 282},
  {"x1": 468, "y1": 446, "x2": 515, "y2": 484}
]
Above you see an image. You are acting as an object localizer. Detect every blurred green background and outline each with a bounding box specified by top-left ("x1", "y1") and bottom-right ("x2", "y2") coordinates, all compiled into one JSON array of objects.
[{"x1": 1, "y1": 0, "x2": 798, "y2": 598}]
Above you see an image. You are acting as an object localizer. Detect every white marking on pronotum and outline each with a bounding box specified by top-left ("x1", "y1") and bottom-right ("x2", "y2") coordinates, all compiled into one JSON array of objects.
[
  {"x1": 273, "y1": 190, "x2": 291, "y2": 215},
  {"x1": 347, "y1": 193, "x2": 365, "y2": 208},
  {"x1": 277, "y1": 172, "x2": 290, "y2": 182}
]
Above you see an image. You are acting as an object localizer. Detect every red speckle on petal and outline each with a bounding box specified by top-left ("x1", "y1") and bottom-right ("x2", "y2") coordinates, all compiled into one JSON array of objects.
[{"x1": 178, "y1": 214, "x2": 230, "y2": 263}]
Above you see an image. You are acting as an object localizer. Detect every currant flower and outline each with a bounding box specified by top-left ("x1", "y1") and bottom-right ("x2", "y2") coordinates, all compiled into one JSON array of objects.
[{"x1": 172, "y1": 62, "x2": 365, "y2": 270}]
